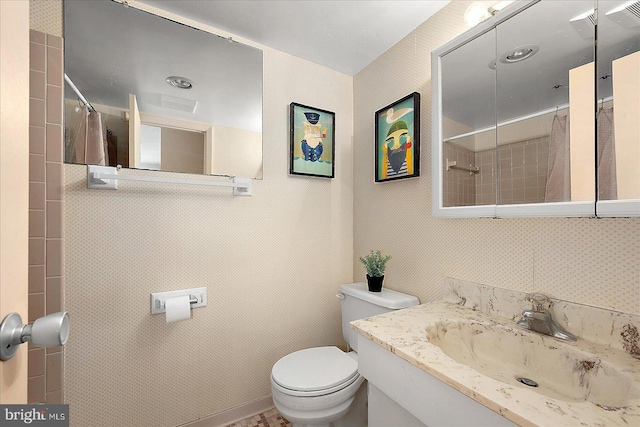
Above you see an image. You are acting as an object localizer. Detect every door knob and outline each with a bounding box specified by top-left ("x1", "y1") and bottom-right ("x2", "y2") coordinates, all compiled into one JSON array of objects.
[{"x1": 0, "y1": 312, "x2": 70, "y2": 361}]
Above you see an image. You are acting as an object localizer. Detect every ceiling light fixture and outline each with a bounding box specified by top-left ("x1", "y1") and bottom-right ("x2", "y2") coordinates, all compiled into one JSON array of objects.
[
  {"x1": 464, "y1": 2, "x2": 491, "y2": 27},
  {"x1": 165, "y1": 76, "x2": 194, "y2": 89},
  {"x1": 465, "y1": 1, "x2": 514, "y2": 27},
  {"x1": 499, "y1": 45, "x2": 539, "y2": 64},
  {"x1": 488, "y1": 1, "x2": 515, "y2": 15}
]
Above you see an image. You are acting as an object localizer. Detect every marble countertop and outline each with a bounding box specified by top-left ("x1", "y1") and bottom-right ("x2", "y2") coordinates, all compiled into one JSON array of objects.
[{"x1": 351, "y1": 300, "x2": 640, "y2": 427}]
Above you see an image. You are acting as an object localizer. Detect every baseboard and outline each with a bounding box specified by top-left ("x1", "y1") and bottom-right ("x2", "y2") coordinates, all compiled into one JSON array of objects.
[{"x1": 179, "y1": 395, "x2": 275, "y2": 427}]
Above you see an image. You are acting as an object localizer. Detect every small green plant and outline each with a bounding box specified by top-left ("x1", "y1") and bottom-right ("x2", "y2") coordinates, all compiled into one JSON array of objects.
[{"x1": 359, "y1": 250, "x2": 391, "y2": 277}]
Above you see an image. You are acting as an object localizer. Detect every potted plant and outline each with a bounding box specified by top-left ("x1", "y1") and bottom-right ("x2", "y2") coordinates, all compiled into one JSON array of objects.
[{"x1": 359, "y1": 250, "x2": 391, "y2": 292}]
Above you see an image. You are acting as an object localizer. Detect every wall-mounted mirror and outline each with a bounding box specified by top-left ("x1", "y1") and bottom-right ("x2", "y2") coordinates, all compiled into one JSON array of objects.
[
  {"x1": 63, "y1": 0, "x2": 263, "y2": 179},
  {"x1": 433, "y1": 0, "x2": 612, "y2": 218},
  {"x1": 596, "y1": 0, "x2": 640, "y2": 216},
  {"x1": 440, "y1": 27, "x2": 497, "y2": 213}
]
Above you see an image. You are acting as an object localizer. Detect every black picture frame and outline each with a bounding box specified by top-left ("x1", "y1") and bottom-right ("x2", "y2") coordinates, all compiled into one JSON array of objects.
[
  {"x1": 289, "y1": 102, "x2": 336, "y2": 178},
  {"x1": 374, "y1": 92, "x2": 420, "y2": 182}
]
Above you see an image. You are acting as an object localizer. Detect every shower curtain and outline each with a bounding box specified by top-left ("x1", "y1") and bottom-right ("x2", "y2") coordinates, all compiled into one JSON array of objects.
[
  {"x1": 545, "y1": 114, "x2": 571, "y2": 202},
  {"x1": 597, "y1": 107, "x2": 617, "y2": 200},
  {"x1": 106, "y1": 127, "x2": 118, "y2": 167},
  {"x1": 72, "y1": 105, "x2": 108, "y2": 166}
]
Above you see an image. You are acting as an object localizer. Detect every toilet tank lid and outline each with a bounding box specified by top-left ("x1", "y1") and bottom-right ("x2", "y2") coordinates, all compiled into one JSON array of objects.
[{"x1": 340, "y1": 283, "x2": 419, "y2": 309}]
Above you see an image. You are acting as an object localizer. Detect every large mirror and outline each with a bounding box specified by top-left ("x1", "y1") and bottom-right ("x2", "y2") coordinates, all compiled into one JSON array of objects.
[
  {"x1": 433, "y1": 0, "x2": 605, "y2": 217},
  {"x1": 596, "y1": 0, "x2": 640, "y2": 216},
  {"x1": 63, "y1": 0, "x2": 263, "y2": 179}
]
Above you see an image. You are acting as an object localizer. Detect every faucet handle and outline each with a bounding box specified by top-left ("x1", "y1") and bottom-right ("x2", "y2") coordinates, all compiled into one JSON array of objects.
[
  {"x1": 522, "y1": 310, "x2": 550, "y2": 321},
  {"x1": 526, "y1": 293, "x2": 551, "y2": 312}
]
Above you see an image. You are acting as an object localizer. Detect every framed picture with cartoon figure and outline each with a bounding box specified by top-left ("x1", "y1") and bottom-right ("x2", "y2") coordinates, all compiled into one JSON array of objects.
[
  {"x1": 289, "y1": 103, "x2": 335, "y2": 178},
  {"x1": 374, "y1": 92, "x2": 420, "y2": 182}
]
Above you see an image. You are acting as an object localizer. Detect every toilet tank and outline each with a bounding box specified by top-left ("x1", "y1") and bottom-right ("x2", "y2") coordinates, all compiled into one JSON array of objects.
[{"x1": 339, "y1": 283, "x2": 419, "y2": 352}]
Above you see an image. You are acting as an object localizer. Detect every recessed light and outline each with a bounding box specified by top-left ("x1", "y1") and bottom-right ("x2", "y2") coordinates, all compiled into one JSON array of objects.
[
  {"x1": 165, "y1": 76, "x2": 194, "y2": 89},
  {"x1": 499, "y1": 45, "x2": 539, "y2": 64}
]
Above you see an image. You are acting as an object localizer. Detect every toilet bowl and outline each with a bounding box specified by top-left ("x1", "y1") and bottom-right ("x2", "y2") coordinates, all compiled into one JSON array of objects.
[
  {"x1": 270, "y1": 283, "x2": 420, "y2": 427},
  {"x1": 271, "y1": 347, "x2": 366, "y2": 427}
]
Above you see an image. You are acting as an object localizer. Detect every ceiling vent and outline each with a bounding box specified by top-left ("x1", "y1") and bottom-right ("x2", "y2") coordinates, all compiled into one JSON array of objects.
[
  {"x1": 159, "y1": 94, "x2": 198, "y2": 114},
  {"x1": 570, "y1": 9, "x2": 595, "y2": 38},
  {"x1": 606, "y1": 0, "x2": 640, "y2": 28}
]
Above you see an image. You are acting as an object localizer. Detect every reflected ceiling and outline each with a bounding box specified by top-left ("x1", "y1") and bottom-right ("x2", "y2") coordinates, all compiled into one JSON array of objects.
[
  {"x1": 64, "y1": 0, "x2": 263, "y2": 133},
  {"x1": 442, "y1": 0, "x2": 639, "y2": 129}
]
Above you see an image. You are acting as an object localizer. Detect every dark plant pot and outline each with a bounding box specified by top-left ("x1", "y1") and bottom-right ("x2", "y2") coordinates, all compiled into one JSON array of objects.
[{"x1": 366, "y1": 274, "x2": 384, "y2": 292}]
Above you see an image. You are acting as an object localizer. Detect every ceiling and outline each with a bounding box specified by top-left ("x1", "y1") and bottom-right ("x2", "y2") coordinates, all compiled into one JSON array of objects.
[{"x1": 138, "y1": 0, "x2": 451, "y2": 76}]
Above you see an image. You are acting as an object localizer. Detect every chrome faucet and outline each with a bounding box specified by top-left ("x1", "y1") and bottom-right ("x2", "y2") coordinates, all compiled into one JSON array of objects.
[{"x1": 516, "y1": 293, "x2": 576, "y2": 341}]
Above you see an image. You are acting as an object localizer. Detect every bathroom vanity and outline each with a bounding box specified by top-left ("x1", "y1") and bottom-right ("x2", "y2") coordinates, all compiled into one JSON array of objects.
[{"x1": 352, "y1": 279, "x2": 640, "y2": 426}]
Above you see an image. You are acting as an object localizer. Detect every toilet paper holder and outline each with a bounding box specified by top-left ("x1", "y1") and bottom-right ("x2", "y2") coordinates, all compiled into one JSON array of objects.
[{"x1": 150, "y1": 287, "x2": 208, "y2": 315}]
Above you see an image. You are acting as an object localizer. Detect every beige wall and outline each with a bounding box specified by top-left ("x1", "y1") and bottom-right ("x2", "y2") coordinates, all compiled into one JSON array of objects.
[
  {"x1": 57, "y1": 2, "x2": 354, "y2": 426},
  {"x1": 161, "y1": 127, "x2": 205, "y2": 175},
  {"x1": 0, "y1": 0, "x2": 30, "y2": 404},
  {"x1": 353, "y1": 1, "x2": 639, "y2": 312},
  {"x1": 213, "y1": 125, "x2": 263, "y2": 178}
]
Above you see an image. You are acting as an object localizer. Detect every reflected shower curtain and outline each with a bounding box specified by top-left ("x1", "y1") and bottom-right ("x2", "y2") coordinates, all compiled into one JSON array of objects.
[
  {"x1": 545, "y1": 114, "x2": 571, "y2": 202},
  {"x1": 72, "y1": 106, "x2": 108, "y2": 166},
  {"x1": 597, "y1": 107, "x2": 617, "y2": 200}
]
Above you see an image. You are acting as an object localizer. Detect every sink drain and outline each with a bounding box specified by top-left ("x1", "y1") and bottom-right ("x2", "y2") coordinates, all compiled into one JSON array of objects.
[{"x1": 516, "y1": 377, "x2": 539, "y2": 387}]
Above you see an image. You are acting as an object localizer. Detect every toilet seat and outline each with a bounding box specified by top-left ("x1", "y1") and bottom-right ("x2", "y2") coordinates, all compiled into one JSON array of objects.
[{"x1": 271, "y1": 346, "x2": 360, "y2": 397}]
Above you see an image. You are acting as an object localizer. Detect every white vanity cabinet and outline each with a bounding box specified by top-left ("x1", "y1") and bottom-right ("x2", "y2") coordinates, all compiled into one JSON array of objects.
[{"x1": 357, "y1": 336, "x2": 516, "y2": 427}]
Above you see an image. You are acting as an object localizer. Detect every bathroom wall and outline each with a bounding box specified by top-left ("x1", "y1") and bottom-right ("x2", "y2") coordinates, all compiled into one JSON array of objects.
[
  {"x1": 31, "y1": 1, "x2": 353, "y2": 426},
  {"x1": 444, "y1": 133, "x2": 550, "y2": 207},
  {"x1": 353, "y1": 1, "x2": 639, "y2": 313},
  {"x1": 28, "y1": 29, "x2": 65, "y2": 406},
  {"x1": 27, "y1": 0, "x2": 640, "y2": 424},
  {"x1": 496, "y1": 136, "x2": 549, "y2": 205},
  {"x1": 442, "y1": 142, "x2": 476, "y2": 206},
  {"x1": 474, "y1": 148, "x2": 496, "y2": 206}
]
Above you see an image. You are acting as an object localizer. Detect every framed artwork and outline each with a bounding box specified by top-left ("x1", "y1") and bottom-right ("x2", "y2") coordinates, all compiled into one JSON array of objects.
[
  {"x1": 374, "y1": 92, "x2": 420, "y2": 182},
  {"x1": 289, "y1": 103, "x2": 335, "y2": 178}
]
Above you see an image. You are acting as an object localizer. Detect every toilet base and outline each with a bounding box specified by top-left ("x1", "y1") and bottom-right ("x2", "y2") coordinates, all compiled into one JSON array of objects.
[{"x1": 278, "y1": 380, "x2": 368, "y2": 427}]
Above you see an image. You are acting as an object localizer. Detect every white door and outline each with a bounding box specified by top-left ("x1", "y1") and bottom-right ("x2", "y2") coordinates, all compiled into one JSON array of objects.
[
  {"x1": 129, "y1": 94, "x2": 141, "y2": 168},
  {"x1": 0, "y1": 0, "x2": 29, "y2": 403}
]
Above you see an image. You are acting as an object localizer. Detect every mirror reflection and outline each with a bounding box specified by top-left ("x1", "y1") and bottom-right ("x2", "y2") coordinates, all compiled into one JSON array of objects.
[
  {"x1": 440, "y1": 0, "x2": 597, "y2": 208},
  {"x1": 495, "y1": 0, "x2": 595, "y2": 205},
  {"x1": 597, "y1": 0, "x2": 640, "y2": 203},
  {"x1": 441, "y1": 29, "x2": 497, "y2": 207},
  {"x1": 63, "y1": 0, "x2": 263, "y2": 178}
]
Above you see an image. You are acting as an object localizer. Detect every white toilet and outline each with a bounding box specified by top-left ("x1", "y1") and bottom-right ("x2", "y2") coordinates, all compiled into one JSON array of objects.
[{"x1": 271, "y1": 283, "x2": 419, "y2": 427}]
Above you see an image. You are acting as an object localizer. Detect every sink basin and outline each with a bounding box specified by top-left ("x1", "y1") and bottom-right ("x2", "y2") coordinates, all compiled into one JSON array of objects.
[{"x1": 425, "y1": 320, "x2": 640, "y2": 408}]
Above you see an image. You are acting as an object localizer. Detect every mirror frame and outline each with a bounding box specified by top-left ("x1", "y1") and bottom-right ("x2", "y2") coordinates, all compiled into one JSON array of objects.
[{"x1": 431, "y1": 0, "x2": 599, "y2": 218}]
